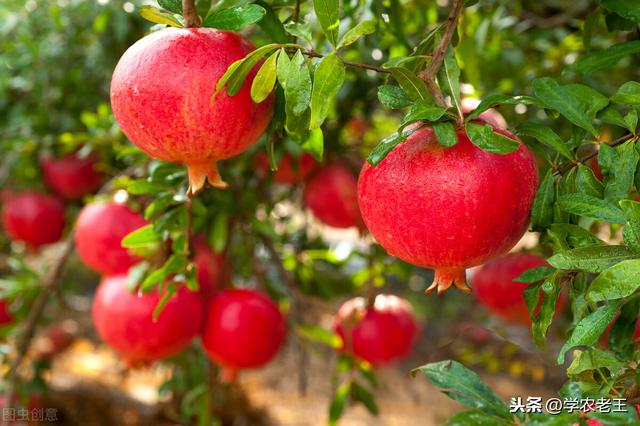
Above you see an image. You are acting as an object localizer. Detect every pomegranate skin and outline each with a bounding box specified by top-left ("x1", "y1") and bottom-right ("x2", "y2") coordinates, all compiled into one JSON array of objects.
[
  {"x1": 358, "y1": 126, "x2": 538, "y2": 294},
  {"x1": 201, "y1": 289, "x2": 286, "y2": 377},
  {"x1": 92, "y1": 275, "x2": 203, "y2": 363},
  {"x1": 472, "y1": 253, "x2": 562, "y2": 325},
  {"x1": 0, "y1": 300, "x2": 11, "y2": 326},
  {"x1": 191, "y1": 235, "x2": 226, "y2": 297},
  {"x1": 303, "y1": 161, "x2": 363, "y2": 228},
  {"x1": 335, "y1": 294, "x2": 418, "y2": 365},
  {"x1": 75, "y1": 202, "x2": 148, "y2": 275},
  {"x1": 255, "y1": 152, "x2": 318, "y2": 184},
  {"x1": 40, "y1": 152, "x2": 104, "y2": 200},
  {"x1": 110, "y1": 28, "x2": 273, "y2": 194},
  {"x1": 2, "y1": 192, "x2": 65, "y2": 249}
]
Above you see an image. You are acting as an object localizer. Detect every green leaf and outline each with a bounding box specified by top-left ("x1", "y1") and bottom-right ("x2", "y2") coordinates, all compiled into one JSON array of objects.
[
  {"x1": 564, "y1": 84, "x2": 609, "y2": 119},
  {"x1": 158, "y1": 0, "x2": 182, "y2": 14},
  {"x1": 250, "y1": 51, "x2": 278, "y2": 103},
  {"x1": 514, "y1": 266, "x2": 554, "y2": 283},
  {"x1": 465, "y1": 95, "x2": 540, "y2": 122},
  {"x1": 598, "y1": 105, "x2": 630, "y2": 130},
  {"x1": 256, "y1": 1, "x2": 288, "y2": 43},
  {"x1": 557, "y1": 194, "x2": 626, "y2": 224},
  {"x1": 612, "y1": 81, "x2": 640, "y2": 105},
  {"x1": 210, "y1": 213, "x2": 228, "y2": 253},
  {"x1": 139, "y1": 5, "x2": 183, "y2": 27},
  {"x1": 310, "y1": 53, "x2": 345, "y2": 129},
  {"x1": 337, "y1": 20, "x2": 376, "y2": 49},
  {"x1": 437, "y1": 46, "x2": 462, "y2": 120},
  {"x1": 516, "y1": 122, "x2": 573, "y2": 160},
  {"x1": 557, "y1": 300, "x2": 623, "y2": 364},
  {"x1": 153, "y1": 285, "x2": 177, "y2": 320},
  {"x1": 548, "y1": 245, "x2": 636, "y2": 273},
  {"x1": 413, "y1": 361, "x2": 510, "y2": 419},
  {"x1": 402, "y1": 101, "x2": 446, "y2": 124},
  {"x1": 351, "y1": 382, "x2": 379, "y2": 415},
  {"x1": 588, "y1": 259, "x2": 640, "y2": 302},
  {"x1": 608, "y1": 299, "x2": 640, "y2": 355},
  {"x1": 567, "y1": 347, "x2": 625, "y2": 378},
  {"x1": 532, "y1": 77, "x2": 598, "y2": 136},
  {"x1": 604, "y1": 141, "x2": 639, "y2": 202},
  {"x1": 367, "y1": 126, "x2": 421, "y2": 167},
  {"x1": 601, "y1": 0, "x2": 640, "y2": 22},
  {"x1": 465, "y1": 122, "x2": 520, "y2": 154},
  {"x1": 329, "y1": 382, "x2": 351, "y2": 426},
  {"x1": 216, "y1": 43, "x2": 279, "y2": 97},
  {"x1": 202, "y1": 4, "x2": 266, "y2": 30},
  {"x1": 443, "y1": 410, "x2": 508, "y2": 426},
  {"x1": 388, "y1": 67, "x2": 431, "y2": 101},
  {"x1": 121, "y1": 224, "x2": 161, "y2": 248},
  {"x1": 531, "y1": 170, "x2": 556, "y2": 231},
  {"x1": 432, "y1": 122, "x2": 458, "y2": 148},
  {"x1": 625, "y1": 109, "x2": 638, "y2": 132},
  {"x1": 548, "y1": 223, "x2": 605, "y2": 251},
  {"x1": 301, "y1": 128, "x2": 324, "y2": 161},
  {"x1": 276, "y1": 48, "x2": 291, "y2": 87},
  {"x1": 313, "y1": 0, "x2": 340, "y2": 47},
  {"x1": 377, "y1": 85, "x2": 412, "y2": 109},
  {"x1": 570, "y1": 40, "x2": 640, "y2": 75},
  {"x1": 284, "y1": 22, "x2": 313, "y2": 45},
  {"x1": 575, "y1": 164, "x2": 604, "y2": 198},
  {"x1": 285, "y1": 50, "x2": 312, "y2": 116},
  {"x1": 532, "y1": 277, "x2": 562, "y2": 345},
  {"x1": 296, "y1": 324, "x2": 341, "y2": 348}
]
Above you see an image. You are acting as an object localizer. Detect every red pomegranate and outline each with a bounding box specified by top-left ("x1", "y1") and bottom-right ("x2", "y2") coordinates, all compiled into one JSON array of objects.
[
  {"x1": 589, "y1": 156, "x2": 604, "y2": 180},
  {"x1": 92, "y1": 274, "x2": 203, "y2": 363},
  {"x1": 75, "y1": 202, "x2": 148, "y2": 275},
  {"x1": 0, "y1": 299, "x2": 11, "y2": 326},
  {"x1": 472, "y1": 253, "x2": 563, "y2": 325},
  {"x1": 254, "y1": 151, "x2": 317, "y2": 184},
  {"x1": 358, "y1": 125, "x2": 538, "y2": 294},
  {"x1": 572, "y1": 420, "x2": 603, "y2": 426},
  {"x1": 110, "y1": 28, "x2": 273, "y2": 194},
  {"x1": 461, "y1": 98, "x2": 508, "y2": 129},
  {"x1": 191, "y1": 235, "x2": 226, "y2": 297},
  {"x1": 2, "y1": 192, "x2": 65, "y2": 249},
  {"x1": 40, "y1": 151, "x2": 104, "y2": 200},
  {"x1": 303, "y1": 161, "x2": 363, "y2": 229},
  {"x1": 201, "y1": 289, "x2": 286, "y2": 379},
  {"x1": 335, "y1": 294, "x2": 418, "y2": 365}
]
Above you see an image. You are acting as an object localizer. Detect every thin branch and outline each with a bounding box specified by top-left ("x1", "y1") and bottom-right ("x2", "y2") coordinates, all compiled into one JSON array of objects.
[
  {"x1": 554, "y1": 133, "x2": 637, "y2": 176},
  {"x1": 293, "y1": 0, "x2": 301, "y2": 24},
  {"x1": 422, "y1": 0, "x2": 464, "y2": 107},
  {"x1": 182, "y1": 0, "x2": 201, "y2": 28},
  {"x1": 299, "y1": 49, "x2": 390, "y2": 74}
]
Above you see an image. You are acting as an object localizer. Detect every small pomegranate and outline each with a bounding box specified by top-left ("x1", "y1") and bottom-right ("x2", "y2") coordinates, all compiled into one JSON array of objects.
[
  {"x1": 589, "y1": 156, "x2": 604, "y2": 180},
  {"x1": 0, "y1": 299, "x2": 12, "y2": 326},
  {"x1": 358, "y1": 125, "x2": 538, "y2": 294},
  {"x1": 254, "y1": 151, "x2": 317, "y2": 184},
  {"x1": 461, "y1": 98, "x2": 508, "y2": 129},
  {"x1": 111, "y1": 28, "x2": 273, "y2": 194},
  {"x1": 472, "y1": 253, "x2": 563, "y2": 325},
  {"x1": 75, "y1": 202, "x2": 148, "y2": 275},
  {"x1": 335, "y1": 294, "x2": 418, "y2": 365},
  {"x1": 40, "y1": 151, "x2": 104, "y2": 200},
  {"x1": 191, "y1": 235, "x2": 226, "y2": 297},
  {"x1": 92, "y1": 274, "x2": 203, "y2": 363},
  {"x1": 303, "y1": 161, "x2": 363, "y2": 228},
  {"x1": 2, "y1": 192, "x2": 65, "y2": 249},
  {"x1": 201, "y1": 289, "x2": 286, "y2": 379}
]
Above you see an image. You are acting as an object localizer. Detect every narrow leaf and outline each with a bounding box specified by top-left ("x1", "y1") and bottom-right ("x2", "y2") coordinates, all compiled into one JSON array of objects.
[
  {"x1": 310, "y1": 53, "x2": 345, "y2": 129},
  {"x1": 588, "y1": 259, "x2": 640, "y2": 302},
  {"x1": 337, "y1": 20, "x2": 376, "y2": 49},
  {"x1": 250, "y1": 51, "x2": 278, "y2": 103}
]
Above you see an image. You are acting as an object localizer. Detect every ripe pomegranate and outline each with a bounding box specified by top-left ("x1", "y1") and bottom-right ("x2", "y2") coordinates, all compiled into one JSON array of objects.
[
  {"x1": 254, "y1": 151, "x2": 317, "y2": 184},
  {"x1": 40, "y1": 151, "x2": 104, "y2": 200},
  {"x1": 358, "y1": 125, "x2": 538, "y2": 294},
  {"x1": 303, "y1": 161, "x2": 363, "y2": 229},
  {"x1": 472, "y1": 253, "x2": 564, "y2": 325},
  {"x1": 110, "y1": 28, "x2": 273, "y2": 194},
  {"x1": 191, "y1": 235, "x2": 226, "y2": 297},
  {"x1": 461, "y1": 98, "x2": 508, "y2": 129},
  {"x1": 92, "y1": 274, "x2": 203, "y2": 363},
  {"x1": 2, "y1": 192, "x2": 65, "y2": 249},
  {"x1": 335, "y1": 294, "x2": 418, "y2": 365},
  {"x1": 75, "y1": 202, "x2": 148, "y2": 275},
  {"x1": 0, "y1": 299, "x2": 11, "y2": 326},
  {"x1": 201, "y1": 289, "x2": 286, "y2": 380}
]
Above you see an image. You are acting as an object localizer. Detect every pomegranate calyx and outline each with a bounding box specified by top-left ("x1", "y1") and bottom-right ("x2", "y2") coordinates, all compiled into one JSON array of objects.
[
  {"x1": 427, "y1": 268, "x2": 470, "y2": 295},
  {"x1": 187, "y1": 162, "x2": 228, "y2": 195}
]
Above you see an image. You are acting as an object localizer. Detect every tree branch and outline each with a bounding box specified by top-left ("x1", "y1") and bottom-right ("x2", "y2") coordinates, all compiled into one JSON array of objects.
[
  {"x1": 299, "y1": 49, "x2": 389, "y2": 74},
  {"x1": 182, "y1": 0, "x2": 201, "y2": 28},
  {"x1": 554, "y1": 133, "x2": 637, "y2": 176}
]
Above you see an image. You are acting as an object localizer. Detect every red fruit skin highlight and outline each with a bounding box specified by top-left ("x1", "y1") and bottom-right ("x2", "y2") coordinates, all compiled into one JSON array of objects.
[
  {"x1": 304, "y1": 161, "x2": 363, "y2": 229},
  {"x1": 40, "y1": 152, "x2": 104, "y2": 200},
  {"x1": 75, "y1": 202, "x2": 148, "y2": 275},
  {"x1": 191, "y1": 235, "x2": 226, "y2": 297},
  {"x1": 2, "y1": 192, "x2": 65, "y2": 249},
  {"x1": 92, "y1": 275, "x2": 203, "y2": 363},
  {"x1": 472, "y1": 253, "x2": 561, "y2": 325},
  {"x1": 201, "y1": 289, "x2": 286, "y2": 377},
  {"x1": 110, "y1": 28, "x2": 273, "y2": 193},
  {"x1": 255, "y1": 152, "x2": 317, "y2": 184},
  {"x1": 335, "y1": 294, "x2": 418, "y2": 365},
  {"x1": 358, "y1": 126, "x2": 538, "y2": 294}
]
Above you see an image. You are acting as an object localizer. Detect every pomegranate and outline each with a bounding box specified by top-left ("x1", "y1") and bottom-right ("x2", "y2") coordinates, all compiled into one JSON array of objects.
[
  {"x1": 201, "y1": 289, "x2": 286, "y2": 379},
  {"x1": 589, "y1": 156, "x2": 604, "y2": 180},
  {"x1": 75, "y1": 202, "x2": 148, "y2": 275},
  {"x1": 0, "y1": 299, "x2": 11, "y2": 326},
  {"x1": 303, "y1": 161, "x2": 363, "y2": 228},
  {"x1": 571, "y1": 420, "x2": 603, "y2": 426},
  {"x1": 92, "y1": 274, "x2": 203, "y2": 363},
  {"x1": 40, "y1": 151, "x2": 104, "y2": 200},
  {"x1": 461, "y1": 98, "x2": 508, "y2": 129},
  {"x1": 472, "y1": 253, "x2": 564, "y2": 325},
  {"x1": 2, "y1": 192, "x2": 65, "y2": 249},
  {"x1": 191, "y1": 235, "x2": 226, "y2": 297},
  {"x1": 335, "y1": 294, "x2": 418, "y2": 365},
  {"x1": 358, "y1": 125, "x2": 538, "y2": 294},
  {"x1": 254, "y1": 151, "x2": 317, "y2": 184},
  {"x1": 110, "y1": 28, "x2": 273, "y2": 194}
]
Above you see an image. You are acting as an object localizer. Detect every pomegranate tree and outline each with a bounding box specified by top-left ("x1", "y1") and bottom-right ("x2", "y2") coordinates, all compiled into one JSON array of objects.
[
  {"x1": 303, "y1": 161, "x2": 363, "y2": 229},
  {"x1": 201, "y1": 289, "x2": 286, "y2": 380},
  {"x1": 2, "y1": 192, "x2": 65, "y2": 249},
  {"x1": 92, "y1": 274, "x2": 203, "y2": 363},
  {"x1": 75, "y1": 202, "x2": 148, "y2": 275},
  {"x1": 254, "y1": 151, "x2": 317, "y2": 184},
  {"x1": 110, "y1": 28, "x2": 273, "y2": 194},
  {"x1": 335, "y1": 294, "x2": 418, "y2": 365},
  {"x1": 358, "y1": 125, "x2": 538, "y2": 294},
  {"x1": 40, "y1": 151, "x2": 104, "y2": 200},
  {"x1": 191, "y1": 235, "x2": 226, "y2": 298}
]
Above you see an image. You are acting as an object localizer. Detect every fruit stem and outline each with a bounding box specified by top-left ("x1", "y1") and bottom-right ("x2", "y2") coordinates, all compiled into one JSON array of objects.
[
  {"x1": 182, "y1": 0, "x2": 202, "y2": 28},
  {"x1": 187, "y1": 161, "x2": 228, "y2": 195},
  {"x1": 426, "y1": 268, "x2": 471, "y2": 295}
]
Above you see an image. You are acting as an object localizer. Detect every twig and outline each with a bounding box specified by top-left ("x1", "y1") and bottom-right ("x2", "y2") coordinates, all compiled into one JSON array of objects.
[
  {"x1": 421, "y1": 0, "x2": 464, "y2": 108},
  {"x1": 554, "y1": 133, "x2": 637, "y2": 176},
  {"x1": 299, "y1": 49, "x2": 390, "y2": 74},
  {"x1": 293, "y1": 0, "x2": 301, "y2": 23},
  {"x1": 182, "y1": 0, "x2": 201, "y2": 28}
]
